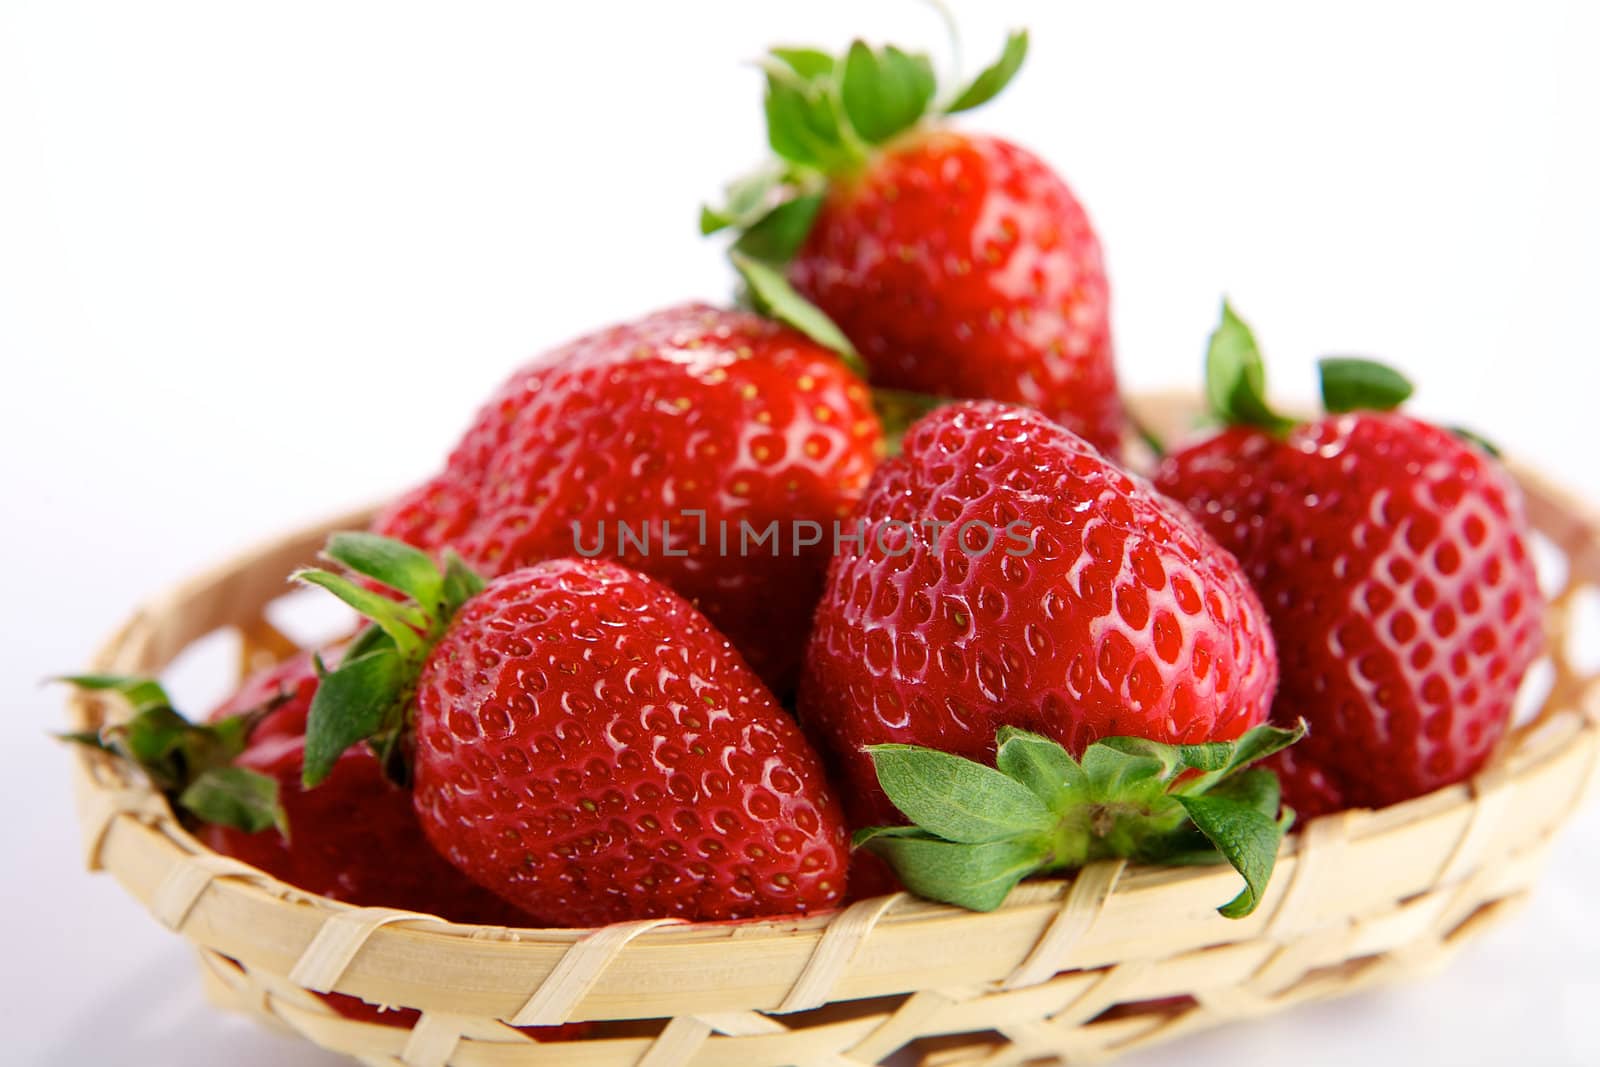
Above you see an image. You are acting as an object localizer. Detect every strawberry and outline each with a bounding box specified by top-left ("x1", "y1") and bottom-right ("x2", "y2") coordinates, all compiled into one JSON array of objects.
[
  {"x1": 1153, "y1": 304, "x2": 1545, "y2": 817},
  {"x1": 297, "y1": 534, "x2": 849, "y2": 926},
  {"x1": 373, "y1": 303, "x2": 881, "y2": 696},
  {"x1": 703, "y1": 31, "x2": 1123, "y2": 454},
  {"x1": 797, "y1": 400, "x2": 1292, "y2": 915},
  {"x1": 63, "y1": 662, "x2": 531, "y2": 925}
]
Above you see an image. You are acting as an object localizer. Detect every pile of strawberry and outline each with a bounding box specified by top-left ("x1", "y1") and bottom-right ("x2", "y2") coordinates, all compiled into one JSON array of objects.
[{"x1": 68, "y1": 25, "x2": 1546, "y2": 1021}]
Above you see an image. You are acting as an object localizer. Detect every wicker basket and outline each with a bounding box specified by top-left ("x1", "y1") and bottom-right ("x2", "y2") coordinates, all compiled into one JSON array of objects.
[{"x1": 65, "y1": 395, "x2": 1600, "y2": 1067}]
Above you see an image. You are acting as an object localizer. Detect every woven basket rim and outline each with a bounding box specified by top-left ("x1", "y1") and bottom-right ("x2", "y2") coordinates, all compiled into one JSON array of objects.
[{"x1": 64, "y1": 392, "x2": 1600, "y2": 1028}]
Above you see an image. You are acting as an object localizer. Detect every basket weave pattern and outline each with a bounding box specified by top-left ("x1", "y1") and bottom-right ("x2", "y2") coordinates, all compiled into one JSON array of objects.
[{"x1": 66, "y1": 398, "x2": 1600, "y2": 1067}]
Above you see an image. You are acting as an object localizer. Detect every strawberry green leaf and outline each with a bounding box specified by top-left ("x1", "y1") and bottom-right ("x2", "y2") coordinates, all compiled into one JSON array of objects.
[
  {"x1": 56, "y1": 675, "x2": 286, "y2": 835},
  {"x1": 1318, "y1": 356, "x2": 1414, "y2": 414},
  {"x1": 763, "y1": 63, "x2": 855, "y2": 172},
  {"x1": 58, "y1": 673, "x2": 173, "y2": 715},
  {"x1": 731, "y1": 252, "x2": 864, "y2": 374},
  {"x1": 292, "y1": 568, "x2": 426, "y2": 659},
  {"x1": 701, "y1": 166, "x2": 783, "y2": 236},
  {"x1": 732, "y1": 195, "x2": 823, "y2": 264},
  {"x1": 323, "y1": 531, "x2": 444, "y2": 610},
  {"x1": 865, "y1": 743, "x2": 1054, "y2": 843},
  {"x1": 1175, "y1": 721, "x2": 1306, "y2": 795},
  {"x1": 440, "y1": 549, "x2": 486, "y2": 612},
  {"x1": 1207, "y1": 767, "x2": 1284, "y2": 818},
  {"x1": 995, "y1": 726, "x2": 1086, "y2": 809},
  {"x1": 1093, "y1": 735, "x2": 1233, "y2": 778},
  {"x1": 1173, "y1": 791, "x2": 1284, "y2": 918},
  {"x1": 1079, "y1": 741, "x2": 1168, "y2": 799},
  {"x1": 302, "y1": 646, "x2": 404, "y2": 788},
  {"x1": 841, "y1": 41, "x2": 937, "y2": 144},
  {"x1": 769, "y1": 47, "x2": 836, "y2": 81},
  {"x1": 296, "y1": 534, "x2": 487, "y2": 788},
  {"x1": 1205, "y1": 300, "x2": 1295, "y2": 433},
  {"x1": 859, "y1": 832, "x2": 1048, "y2": 912},
  {"x1": 945, "y1": 29, "x2": 1028, "y2": 115},
  {"x1": 860, "y1": 724, "x2": 1305, "y2": 919},
  {"x1": 179, "y1": 766, "x2": 285, "y2": 836},
  {"x1": 341, "y1": 622, "x2": 391, "y2": 662}
]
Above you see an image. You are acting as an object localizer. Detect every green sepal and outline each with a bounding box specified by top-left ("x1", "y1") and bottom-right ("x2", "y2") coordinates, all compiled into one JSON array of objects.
[
  {"x1": 865, "y1": 743, "x2": 1054, "y2": 843},
  {"x1": 995, "y1": 726, "x2": 1087, "y2": 811},
  {"x1": 841, "y1": 41, "x2": 936, "y2": 144},
  {"x1": 1318, "y1": 356, "x2": 1414, "y2": 414},
  {"x1": 323, "y1": 531, "x2": 445, "y2": 611},
  {"x1": 180, "y1": 766, "x2": 286, "y2": 836},
  {"x1": 855, "y1": 722, "x2": 1305, "y2": 917},
  {"x1": 731, "y1": 252, "x2": 864, "y2": 375},
  {"x1": 945, "y1": 30, "x2": 1029, "y2": 115},
  {"x1": 301, "y1": 646, "x2": 406, "y2": 788},
  {"x1": 762, "y1": 57, "x2": 858, "y2": 173},
  {"x1": 856, "y1": 828, "x2": 1048, "y2": 912},
  {"x1": 292, "y1": 568, "x2": 427, "y2": 658},
  {"x1": 440, "y1": 549, "x2": 486, "y2": 609},
  {"x1": 769, "y1": 47, "x2": 836, "y2": 81},
  {"x1": 1205, "y1": 300, "x2": 1296, "y2": 433},
  {"x1": 1173, "y1": 721, "x2": 1305, "y2": 795},
  {"x1": 294, "y1": 533, "x2": 487, "y2": 789},
  {"x1": 732, "y1": 195, "x2": 824, "y2": 264},
  {"x1": 700, "y1": 166, "x2": 784, "y2": 237},
  {"x1": 56, "y1": 675, "x2": 288, "y2": 835},
  {"x1": 1174, "y1": 791, "x2": 1283, "y2": 918},
  {"x1": 59, "y1": 673, "x2": 174, "y2": 716}
]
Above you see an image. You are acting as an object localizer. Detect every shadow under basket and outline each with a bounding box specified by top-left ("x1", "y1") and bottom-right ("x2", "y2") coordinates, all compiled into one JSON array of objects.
[{"x1": 65, "y1": 394, "x2": 1600, "y2": 1067}]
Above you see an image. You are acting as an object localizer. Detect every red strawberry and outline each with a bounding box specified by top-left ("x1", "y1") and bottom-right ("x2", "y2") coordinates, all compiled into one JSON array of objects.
[
  {"x1": 1153, "y1": 304, "x2": 1544, "y2": 817},
  {"x1": 802, "y1": 400, "x2": 1278, "y2": 822},
  {"x1": 797, "y1": 401, "x2": 1292, "y2": 916},
  {"x1": 297, "y1": 535, "x2": 849, "y2": 926},
  {"x1": 63, "y1": 660, "x2": 532, "y2": 925},
  {"x1": 704, "y1": 32, "x2": 1123, "y2": 454},
  {"x1": 373, "y1": 303, "x2": 880, "y2": 696}
]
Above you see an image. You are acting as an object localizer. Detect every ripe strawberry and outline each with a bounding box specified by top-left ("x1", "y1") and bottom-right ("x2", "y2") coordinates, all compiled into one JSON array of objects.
[
  {"x1": 297, "y1": 534, "x2": 849, "y2": 926},
  {"x1": 703, "y1": 32, "x2": 1123, "y2": 454},
  {"x1": 798, "y1": 400, "x2": 1291, "y2": 915},
  {"x1": 373, "y1": 303, "x2": 880, "y2": 696},
  {"x1": 63, "y1": 661, "x2": 531, "y2": 925},
  {"x1": 1153, "y1": 304, "x2": 1545, "y2": 817}
]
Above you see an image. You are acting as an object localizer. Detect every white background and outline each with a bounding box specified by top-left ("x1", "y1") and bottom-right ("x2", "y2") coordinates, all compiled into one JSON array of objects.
[{"x1": 3, "y1": 2, "x2": 1597, "y2": 1064}]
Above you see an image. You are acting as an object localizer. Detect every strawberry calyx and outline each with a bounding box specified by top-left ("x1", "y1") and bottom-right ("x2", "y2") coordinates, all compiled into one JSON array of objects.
[
  {"x1": 59, "y1": 675, "x2": 288, "y2": 835},
  {"x1": 1202, "y1": 300, "x2": 1507, "y2": 456},
  {"x1": 854, "y1": 721, "x2": 1306, "y2": 918},
  {"x1": 292, "y1": 532, "x2": 484, "y2": 788},
  {"x1": 703, "y1": 29, "x2": 1028, "y2": 361},
  {"x1": 1203, "y1": 300, "x2": 1416, "y2": 432}
]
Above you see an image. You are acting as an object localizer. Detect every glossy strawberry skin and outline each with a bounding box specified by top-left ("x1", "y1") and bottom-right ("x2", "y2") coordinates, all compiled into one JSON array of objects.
[
  {"x1": 200, "y1": 656, "x2": 533, "y2": 925},
  {"x1": 374, "y1": 304, "x2": 881, "y2": 696},
  {"x1": 789, "y1": 131, "x2": 1122, "y2": 455},
  {"x1": 1154, "y1": 414, "x2": 1544, "y2": 816},
  {"x1": 411, "y1": 558, "x2": 849, "y2": 926},
  {"x1": 798, "y1": 401, "x2": 1277, "y2": 826}
]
